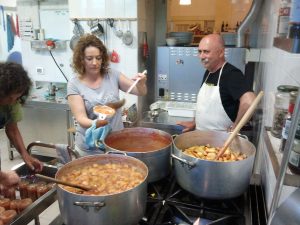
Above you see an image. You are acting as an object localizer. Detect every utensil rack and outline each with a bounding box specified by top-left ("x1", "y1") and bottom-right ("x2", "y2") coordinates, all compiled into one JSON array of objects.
[{"x1": 70, "y1": 17, "x2": 137, "y2": 21}]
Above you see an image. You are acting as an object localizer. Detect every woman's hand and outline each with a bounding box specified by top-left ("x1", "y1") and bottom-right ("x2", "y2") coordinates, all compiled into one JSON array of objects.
[
  {"x1": 0, "y1": 171, "x2": 20, "y2": 187},
  {"x1": 22, "y1": 154, "x2": 43, "y2": 172},
  {"x1": 176, "y1": 121, "x2": 196, "y2": 133}
]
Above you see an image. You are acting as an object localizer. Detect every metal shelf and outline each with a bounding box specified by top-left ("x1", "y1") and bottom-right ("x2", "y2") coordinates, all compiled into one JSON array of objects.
[{"x1": 264, "y1": 126, "x2": 300, "y2": 187}]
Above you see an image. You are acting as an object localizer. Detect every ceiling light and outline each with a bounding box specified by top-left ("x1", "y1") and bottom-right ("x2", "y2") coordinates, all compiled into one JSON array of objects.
[{"x1": 179, "y1": 0, "x2": 191, "y2": 5}]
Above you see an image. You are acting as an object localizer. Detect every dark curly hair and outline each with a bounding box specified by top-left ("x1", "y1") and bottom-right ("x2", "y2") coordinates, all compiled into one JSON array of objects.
[
  {"x1": 72, "y1": 34, "x2": 109, "y2": 77},
  {"x1": 0, "y1": 62, "x2": 32, "y2": 105}
]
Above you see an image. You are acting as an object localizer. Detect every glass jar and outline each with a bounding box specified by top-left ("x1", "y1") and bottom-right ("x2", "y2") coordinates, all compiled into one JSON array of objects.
[
  {"x1": 18, "y1": 179, "x2": 29, "y2": 199},
  {"x1": 288, "y1": 133, "x2": 300, "y2": 174},
  {"x1": 279, "y1": 91, "x2": 298, "y2": 152},
  {"x1": 26, "y1": 184, "x2": 37, "y2": 201},
  {"x1": 271, "y1": 85, "x2": 299, "y2": 138}
]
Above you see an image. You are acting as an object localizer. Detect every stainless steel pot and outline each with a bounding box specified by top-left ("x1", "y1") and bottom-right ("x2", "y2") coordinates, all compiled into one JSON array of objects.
[
  {"x1": 104, "y1": 127, "x2": 172, "y2": 182},
  {"x1": 172, "y1": 130, "x2": 256, "y2": 199},
  {"x1": 56, "y1": 154, "x2": 148, "y2": 225}
]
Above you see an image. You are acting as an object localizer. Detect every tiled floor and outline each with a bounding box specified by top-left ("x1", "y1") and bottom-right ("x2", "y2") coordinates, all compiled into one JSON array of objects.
[{"x1": 0, "y1": 129, "x2": 60, "y2": 225}]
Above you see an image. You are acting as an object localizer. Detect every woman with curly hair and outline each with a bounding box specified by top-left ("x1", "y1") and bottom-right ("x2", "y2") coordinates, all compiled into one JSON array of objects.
[
  {"x1": 0, "y1": 62, "x2": 43, "y2": 185},
  {"x1": 67, "y1": 34, "x2": 147, "y2": 156}
]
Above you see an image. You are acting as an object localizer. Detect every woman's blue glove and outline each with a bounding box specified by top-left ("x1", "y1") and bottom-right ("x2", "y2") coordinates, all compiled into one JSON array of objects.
[{"x1": 85, "y1": 120, "x2": 112, "y2": 150}]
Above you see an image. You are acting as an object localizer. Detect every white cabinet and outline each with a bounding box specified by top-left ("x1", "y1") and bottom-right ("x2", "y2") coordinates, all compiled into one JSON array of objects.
[{"x1": 68, "y1": 0, "x2": 137, "y2": 19}]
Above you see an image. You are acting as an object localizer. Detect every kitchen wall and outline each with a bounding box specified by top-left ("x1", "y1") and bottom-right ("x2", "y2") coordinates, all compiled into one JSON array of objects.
[
  {"x1": 15, "y1": 0, "x2": 146, "y2": 108},
  {"x1": 252, "y1": 0, "x2": 300, "y2": 214}
]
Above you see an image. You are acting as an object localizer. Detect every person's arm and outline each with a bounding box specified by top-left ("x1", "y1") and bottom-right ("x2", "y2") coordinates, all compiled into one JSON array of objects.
[
  {"x1": 0, "y1": 171, "x2": 20, "y2": 187},
  {"x1": 119, "y1": 72, "x2": 147, "y2": 96},
  {"x1": 68, "y1": 95, "x2": 95, "y2": 129},
  {"x1": 5, "y1": 122, "x2": 43, "y2": 172},
  {"x1": 230, "y1": 91, "x2": 256, "y2": 130}
]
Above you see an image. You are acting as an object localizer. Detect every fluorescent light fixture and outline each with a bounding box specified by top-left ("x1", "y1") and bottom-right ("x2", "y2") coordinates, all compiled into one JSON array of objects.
[{"x1": 179, "y1": 0, "x2": 191, "y2": 5}]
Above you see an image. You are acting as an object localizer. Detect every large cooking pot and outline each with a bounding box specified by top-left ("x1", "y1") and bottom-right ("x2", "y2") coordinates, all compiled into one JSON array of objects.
[
  {"x1": 172, "y1": 130, "x2": 256, "y2": 199},
  {"x1": 104, "y1": 127, "x2": 172, "y2": 182},
  {"x1": 56, "y1": 154, "x2": 148, "y2": 225}
]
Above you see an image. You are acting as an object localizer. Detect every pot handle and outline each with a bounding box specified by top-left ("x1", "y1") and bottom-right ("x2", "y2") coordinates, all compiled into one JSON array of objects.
[
  {"x1": 106, "y1": 151, "x2": 127, "y2": 156},
  {"x1": 171, "y1": 154, "x2": 196, "y2": 169},
  {"x1": 74, "y1": 201, "x2": 105, "y2": 212}
]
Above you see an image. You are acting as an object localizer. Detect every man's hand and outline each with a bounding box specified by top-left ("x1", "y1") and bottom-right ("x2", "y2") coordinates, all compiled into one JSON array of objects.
[
  {"x1": 22, "y1": 154, "x2": 43, "y2": 172},
  {"x1": 0, "y1": 171, "x2": 20, "y2": 187},
  {"x1": 176, "y1": 121, "x2": 196, "y2": 133}
]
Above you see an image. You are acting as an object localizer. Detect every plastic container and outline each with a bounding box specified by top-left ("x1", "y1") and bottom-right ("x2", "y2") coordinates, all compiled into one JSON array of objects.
[
  {"x1": 277, "y1": 0, "x2": 291, "y2": 37},
  {"x1": 271, "y1": 85, "x2": 299, "y2": 138},
  {"x1": 288, "y1": 133, "x2": 300, "y2": 174}
]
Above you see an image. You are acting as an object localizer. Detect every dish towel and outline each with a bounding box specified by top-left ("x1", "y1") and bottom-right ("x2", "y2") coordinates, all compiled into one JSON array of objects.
[
  {"x1": 55, "y1": 144, "x2": 71, "y2": 164},
  {"x1": 85, "y1": 120, "x2": 112, "y2": 150}
]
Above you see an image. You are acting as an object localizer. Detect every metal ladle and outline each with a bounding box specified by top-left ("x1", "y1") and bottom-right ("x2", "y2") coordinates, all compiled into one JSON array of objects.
[
  {"x1": 114, "y1": 19, "x2": 123, "y2": 38},
  {"x1": 106, "y1": 70, "x2": 147, "y2": 109}
]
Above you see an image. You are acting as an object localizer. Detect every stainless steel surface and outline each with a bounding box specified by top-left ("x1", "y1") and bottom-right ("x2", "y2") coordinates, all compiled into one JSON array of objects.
[
  {"x1": 139, "y1": 111, "x2": 189, "y2": 134},
  {"x1": 56, "y1": 154, "x2": 148, "y2": 225},
  {"x1": 270, "y1": 188, "x2": 300, "y2": 225},
  {"x1": 172, "y1": 130, "x2": 256, "y2": 199},
  {"x1": 237, "y1": 0, "x2": 264, "y2": 47},
  {"x1": 104, "y1": 127, "x2": 172, "y2": 182},
  {"x1": 155, "y1": 47, "x2": 247, "y2": 102},
  {"x1": 267, "y1": 93, "x2": 300, "y2": 225}
]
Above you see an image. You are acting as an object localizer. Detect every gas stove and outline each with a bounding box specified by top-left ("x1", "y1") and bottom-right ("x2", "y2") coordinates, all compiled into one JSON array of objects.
[
  {"x1": 137, "y1": 173, "x2": 267, "y2": 225},
  {"x1": 47, "y1": 173, "x2": 267, "y2": 225}
]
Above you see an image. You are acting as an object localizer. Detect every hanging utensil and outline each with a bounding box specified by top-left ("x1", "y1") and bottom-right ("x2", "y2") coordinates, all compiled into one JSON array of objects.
[
  {"x1": 114, "y1": 19, "x2": 123, "y2": 38},
  {"x1": 35, "y1": 174, "x2": 92, "y2": 191},
  {"x1": 216, "y1": 91, "x2": 264, "y2": 159},
  {"x1": 106, "y1": 70, "x2": 147, "y2": 109},
  {"x1": 70, "y1": 19, "x2": 84, "y2": 51},
  {"x1": 122, "y1": 20, "x2": 133, "y2": 46}
]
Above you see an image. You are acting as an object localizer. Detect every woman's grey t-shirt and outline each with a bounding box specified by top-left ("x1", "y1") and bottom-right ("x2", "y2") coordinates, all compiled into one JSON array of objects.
[{"x1": 67, "y1": 68, "x2": 124, "y2": 151}]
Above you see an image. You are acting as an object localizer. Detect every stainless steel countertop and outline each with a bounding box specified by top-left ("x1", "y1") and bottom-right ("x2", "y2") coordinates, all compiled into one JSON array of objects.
[
  {"x1": 139, "y1": 111, "x2": 192, "y2": 134},
  {"x1": 25, "y1": 86, "x2": 69, "y2": 111}
]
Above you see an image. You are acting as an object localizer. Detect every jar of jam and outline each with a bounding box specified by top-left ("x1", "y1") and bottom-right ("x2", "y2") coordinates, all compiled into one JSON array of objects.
[
  {"x1": 0, "y1": 206, "x2": 5, "y2": 215},
  {"x1": 26, "y1": 184, "x2": 37, "y2": 201},
  {"x1": 0, "y1": 184, "x2": 5, "y2": 197},
  {"x1": 10, "y1": 199, "x2": 21, "y2": 214},
  {"x1": 36, "y1": 185, "x2": 48, "y2": 198},
  {"x1": 0, "y1": 198, "x2": 11, "y2": 210},
  {"x1": 0, "y1": 209, "x2": 17, "y2": 224},
  {"x1": 271, "y1": 85, "x2": 299, "y2": 138},
  {"x1": 18, "y1": 180, "x2": 29, "y2": 199},
  {"x1": 18, "y1": 198, "x2": 32, "y2": 212},
  {"x1": 4, "y1": 187, "x2": 16, "y2": 200},
  {"x1": 288, "y1": 132, "x2": 300, "y2": 174}
]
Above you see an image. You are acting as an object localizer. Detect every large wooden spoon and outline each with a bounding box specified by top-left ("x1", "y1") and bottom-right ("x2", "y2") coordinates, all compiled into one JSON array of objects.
[
  {"x1": 216, "y1": 91, "x2": 264, "y2": 160},
  {"x1": 35, "y1": 174, "x2": 92, "y2": 191}
]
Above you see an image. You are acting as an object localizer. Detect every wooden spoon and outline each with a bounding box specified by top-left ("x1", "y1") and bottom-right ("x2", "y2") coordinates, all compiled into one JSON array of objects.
[
  {"x1": 216, "y1": 91, "x2": 264, "y2": 160},
  {"x1": 35, "y1": 174, "x2": 92, "y2": 191},
  {"x1": 106, "y1": 70, "x2": 147, "y2": 109}
]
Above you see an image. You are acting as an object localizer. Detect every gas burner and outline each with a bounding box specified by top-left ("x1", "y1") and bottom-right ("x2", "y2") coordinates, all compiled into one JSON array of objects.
[{"x1": 149, "y1": 178, "x2": 245, "y2": 225}]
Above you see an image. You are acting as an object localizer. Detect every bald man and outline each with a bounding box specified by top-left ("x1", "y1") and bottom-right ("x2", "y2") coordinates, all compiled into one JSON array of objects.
[{"x1": 178, "y1": 34, "x2": 255, "y2": 132}]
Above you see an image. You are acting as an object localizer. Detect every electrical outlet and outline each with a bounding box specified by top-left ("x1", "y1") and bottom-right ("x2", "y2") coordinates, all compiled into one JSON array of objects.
[
  {"x1": 158, "y1": 74, "x2": 168, "y2": 81},
  {"x1": 36, "y1": 67, "x2": 44, "y2": 75}
]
